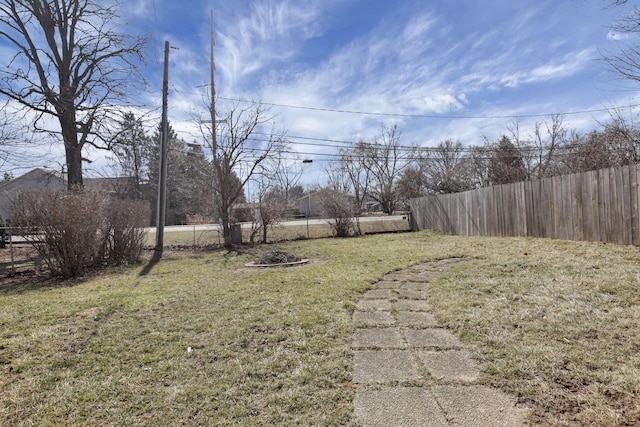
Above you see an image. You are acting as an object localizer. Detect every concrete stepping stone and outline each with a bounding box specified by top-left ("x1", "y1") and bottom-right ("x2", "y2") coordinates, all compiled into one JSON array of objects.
[
  {"x1": 401, "y1": 281, "x2": 429, "y2": 291},
  {"x1": 363, "y1": 289, "x2": 392, "y2": 299},
  {"x1": 353, "y1": 350, "x2": 421, "y2": 383},
  {"x1": 434, "y1": 385, "x2": 529, "y2": 427},
  {"x1": 354, "y1": 387, "x2": 448, "y2": 427},
  {"x1": 353, "y1": 311, "x2": 395, "y2": 326},
  {"x1": 356, "y1": 299, "x2": 392, "y2": 311},
  {"x1": 396, "y1": 311, "x2": 438, "y2": 327},
  {"x1": 384, "y1": 273, "x2": 421, "y2": 281},
  {"x1": 404, "y1": 328, "x2": 462, "y2": 348},
  {"x1": 353, "y1": 328, "x2": 404, "y2": 349},
  {"x1": 372, "y1": 280, "x2": 400, "y2": 289},
  {"x1": 395, "y1": 299, "x2": 431, "y2": 312},
  {"x1": 397, "y1": 289, "x2": 426, "y2": 299},
  {"x1": 417, "y1": 350, "x2": 481, "y2": 383}
]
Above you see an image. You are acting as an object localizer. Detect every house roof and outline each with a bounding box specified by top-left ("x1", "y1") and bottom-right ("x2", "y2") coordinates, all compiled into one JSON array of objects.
[
  {"x1": 299, "y1": 188, "x2": 354, "y2": 200},
  {"x1": 0, "y1": 168, "x2": 137, "y2": 220},
  {"x1": 0, "y1": 168, "x2": 66, "y2": 221},
  {"x1": 0, "y1": 167, "x2": 65, "y2": 192}
]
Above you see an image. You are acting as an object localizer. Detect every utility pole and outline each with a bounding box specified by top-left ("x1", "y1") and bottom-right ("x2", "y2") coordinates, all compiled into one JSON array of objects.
[
  {"x1": 155, "y1": 40, "x2": 170, "y2": 253},
  {"x1": 210, "y1": 9, "x2": 217, "y2": 158}
]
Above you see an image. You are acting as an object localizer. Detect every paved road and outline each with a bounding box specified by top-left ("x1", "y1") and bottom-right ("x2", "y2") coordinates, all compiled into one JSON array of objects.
[{"x1": 148, "y1": 215, "x2": 408, "y2": 233}]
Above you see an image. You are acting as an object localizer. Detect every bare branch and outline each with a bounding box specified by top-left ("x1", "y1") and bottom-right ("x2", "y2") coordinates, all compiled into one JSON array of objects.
[{"x1": 0, "y1": 0, "x2": 147, "y2": 188}]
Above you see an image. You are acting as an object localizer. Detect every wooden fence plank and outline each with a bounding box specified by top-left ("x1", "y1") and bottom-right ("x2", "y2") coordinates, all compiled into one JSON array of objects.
[
  {"x1": 632, "y1": 164, "x2": 640, "y2": 245},
  {"x1": 621, "y1": 165, "x2": 632, "y2": 245},
  {"x1": 408, "y1": 163, "x2": 640, "y2": 246},
  {"x1": 589, "y1": 169, "x2": 601, "y2": 242},
  {"x1": 581, "y1": 171, "x2": 594, "y2": 242},
  {"x1": 572, "y1": 172, "x2": 583, "y2": 241},
  {"x1": 598, "y1": 168, "x2": 608, "y2": 242}
]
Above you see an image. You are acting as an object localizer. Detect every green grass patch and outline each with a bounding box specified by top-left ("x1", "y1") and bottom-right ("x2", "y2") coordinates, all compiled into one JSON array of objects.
[{"x1": 1, "y1": 232, "x2": 639, "y2": 425}]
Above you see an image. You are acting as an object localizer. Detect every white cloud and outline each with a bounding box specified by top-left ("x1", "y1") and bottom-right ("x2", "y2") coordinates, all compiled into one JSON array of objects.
[
  {"x1": 216, "y1": 0, "x2": 325, "y2": 91},
  {"x1": 402, "y1": 14, "x2": 438, "y2": 41},
  {"x1": 497, "y1": 50, "x2": 592, "y2": 89},
  {"x1": 607, "y1": 30, "x2": 630, "y2": 41}
]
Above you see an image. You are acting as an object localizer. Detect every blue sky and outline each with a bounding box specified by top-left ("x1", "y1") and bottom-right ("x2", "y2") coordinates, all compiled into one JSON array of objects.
[
  {"x1": 121, "y1": 0, "x2": 639, "y2": 183},
  {"x1": 4, "y1": 0, "x2": 640, "y2": 181}
]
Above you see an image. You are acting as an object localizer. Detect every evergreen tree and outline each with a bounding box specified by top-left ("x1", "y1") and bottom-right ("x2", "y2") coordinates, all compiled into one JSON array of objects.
[{"x1": 488, "y1": 136, "x2": 527, "y2": 185}]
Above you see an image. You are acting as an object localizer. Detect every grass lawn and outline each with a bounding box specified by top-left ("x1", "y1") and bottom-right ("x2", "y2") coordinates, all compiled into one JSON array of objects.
[
  {"x1": 1, "y1": 231, "x2": 639, "y2": 425},
  {"x1": 145, "y1": 218, "x2": 411, "y2": 247}
]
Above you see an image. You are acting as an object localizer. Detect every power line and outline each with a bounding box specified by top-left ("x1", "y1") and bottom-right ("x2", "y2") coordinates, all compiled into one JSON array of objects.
[
  {"x1": 164, "y1": 86, "x2": 640, "y2": 121},
  {"x1": 218, "y1": 96, "x2": 640, "y2": 120}
]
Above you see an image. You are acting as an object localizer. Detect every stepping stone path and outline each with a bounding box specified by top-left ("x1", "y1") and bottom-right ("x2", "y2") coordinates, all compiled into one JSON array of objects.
[{"x1": 352, "y1": 258, "x2": 530, "y2": 427}]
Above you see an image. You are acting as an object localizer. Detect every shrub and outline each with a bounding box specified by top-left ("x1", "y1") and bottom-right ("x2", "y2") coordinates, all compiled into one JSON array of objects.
[
  {"x1": 103, "y1": 198, "x2": 149, "y2": 265},
  {"x1": 11, "y1": 189, "x2": 147, "y2": 278},
  {"x1": 318, "y1": 190, "x2": 354, "y2": 238}
]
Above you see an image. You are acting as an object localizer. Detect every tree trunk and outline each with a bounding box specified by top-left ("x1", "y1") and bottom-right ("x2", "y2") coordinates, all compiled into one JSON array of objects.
[
  {"x1": 221, "y1": 213, "x2": 232, "y2": 248},
  {"x1": 262, "y1": 222, "x2": 268, "y2": 243},
  {"x1": 65, "y1": 145, "x2": 83, "y2": 190},
  {"x1": 355, "y1": 214, "x2": 362, "y2": 236},
  {"x1": 61, "y1": 113, "x2": 83, "y2": 190}
]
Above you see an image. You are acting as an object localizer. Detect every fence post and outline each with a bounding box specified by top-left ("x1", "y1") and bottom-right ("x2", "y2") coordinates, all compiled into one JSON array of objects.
[{"x1": 8, "y1": 227, "x2": 15, "y2": 275}]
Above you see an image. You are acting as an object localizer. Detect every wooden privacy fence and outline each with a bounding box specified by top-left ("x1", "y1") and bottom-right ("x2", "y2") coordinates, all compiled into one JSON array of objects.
[{"x1": 409, "y1": 163, "x2": 640, "y2": 246}]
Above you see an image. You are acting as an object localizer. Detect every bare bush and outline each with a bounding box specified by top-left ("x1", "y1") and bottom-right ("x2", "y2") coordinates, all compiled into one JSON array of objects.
[
  {"x1": 104, "y1": 198, "x2": 149, "y2": 265},
  {"x1": 318, "y1": 190, "x2": 354, "y2": 238},
  {"x1": 11, "y1": 190, "x2": 147, "y2": 278}
]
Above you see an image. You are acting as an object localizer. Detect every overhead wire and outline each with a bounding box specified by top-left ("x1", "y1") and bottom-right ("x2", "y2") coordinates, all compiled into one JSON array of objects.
[
  {"x1": 216, "y1": 96, "x2": 640, "y2": 120},
  {"x1": 165, "y1": 84, "x2": 640, "y2": 120}
]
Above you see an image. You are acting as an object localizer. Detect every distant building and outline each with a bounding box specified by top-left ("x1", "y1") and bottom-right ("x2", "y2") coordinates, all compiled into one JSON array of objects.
[
  {"x1": 363, "y1": 197, "x2": 383, "y2": 213},
  {"x1": 299, "y1": 189, "x2": 355, "y2": 217},
  {"x1": 0, "y1": 168, "x2": 137, "y2": 222},
  {"x1": 0, "y1": 168, "x2": 65, "y2": 221}
]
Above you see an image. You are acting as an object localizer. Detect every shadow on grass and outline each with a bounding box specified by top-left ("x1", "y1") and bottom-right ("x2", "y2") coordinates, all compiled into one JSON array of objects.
[
  {"x1": 138, "y1": 250, "x2": 163, "y2": 277},
  {"x1": 0, "y1": 272, "x2": 83, "y2": 296}
]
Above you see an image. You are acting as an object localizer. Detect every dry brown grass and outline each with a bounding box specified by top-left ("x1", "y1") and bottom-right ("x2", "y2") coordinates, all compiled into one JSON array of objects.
[
  {"x1": 0, "y1": 232, "x2": 638, "y2": 425},
  {"x1": 429, "y1": 238, "x2": 640, "y2": 426}
]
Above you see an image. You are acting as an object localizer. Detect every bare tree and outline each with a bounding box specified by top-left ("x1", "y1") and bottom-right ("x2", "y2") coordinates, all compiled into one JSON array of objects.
[
  {"x1": 246, "y1": 163, "x2": 288, "y2": 244},
  {"x1": 270, "y1": 155, "x2": 303, "y2": 217},
  {"x1": 559, "y1": 130, "x2": 611, "y2": 173},
  {"x1": 257, "y1": 188, "x2": 286, "y2": 243},
  {"x1": 466, "y1": 144, "x2": 492, "y2": 188},
  {"x1": 361, "y1": 123, "x2": 414, "y2": 214},
  {"x1": 396, "y1": 164, "x2": 426, "y2": 199},
  {"x1": 601, "y1": 111, "x2": 640, "y2": 165},
  {"x1": 421, "y1": 140, "x2": 472, "y2": 194},
  {"x1": 506, "y1": 121, "x2": 535, "y2": 180},
  {"x1": 201, "y1": 101, "x2": 286, "y2": 248},
  {"x1": 531, "y1": 114, "x2": 567, "y2": 178},
  {"x1": 604, "y1": 1, "x2": 640, "y2": 83},
  {"x1": 0, "y1": 100, "x2": 22, "y2": 170},
  {"x1": 337, "y1": 143, "x2": 371, "y2": 235},
  {"x1": 0, "y1": 0, "x2": 146, "y2": 189},
  {"x1": 325, "y1": 161, "x2": 351, "y2": 194}
]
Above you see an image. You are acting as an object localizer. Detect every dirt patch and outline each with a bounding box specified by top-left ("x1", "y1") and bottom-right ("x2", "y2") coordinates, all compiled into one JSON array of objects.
[
  {"x1": 244, "y1": 250, "x2": 310, "y2": 268},
  {"x1": 255, "y1": 250, "x2": 302, "y2": 265}
]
